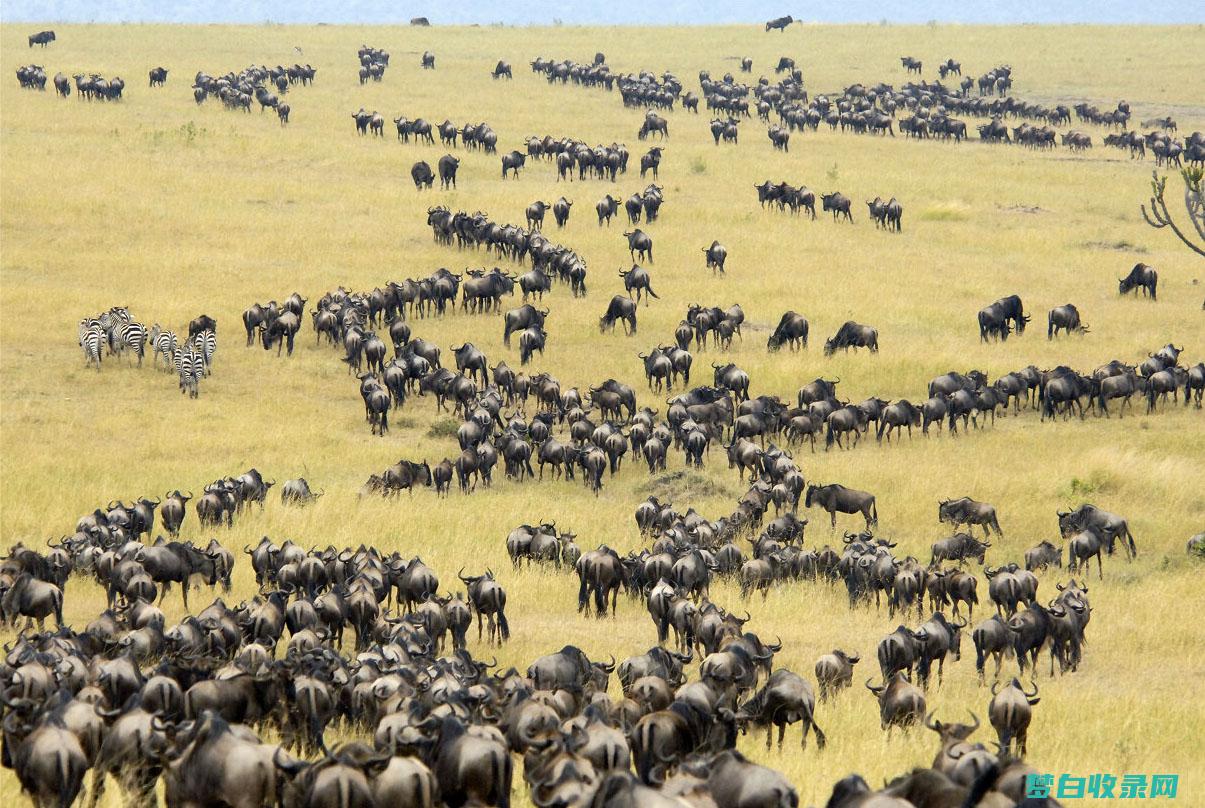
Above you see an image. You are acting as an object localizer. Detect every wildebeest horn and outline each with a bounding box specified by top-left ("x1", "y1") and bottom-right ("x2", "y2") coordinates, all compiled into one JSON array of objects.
[
  {"x1": 925, "y1": 711, "x2": 940, "y2": 730},
  {"x1": 952, "y1": 616, "x2": 967, "y2": 628},
  {"x1": 1024, "y1": 679, "x2": 1039, "y2": 698},
  {"x1": 865, "y1": 677, "x2": 884, "y2": 693},
  {"x1": 967, "y1": 711, "x2": 980, "y2": 732},
  {"x1": 991, "y1": 680, "x2": 1001, "y2": 696}
]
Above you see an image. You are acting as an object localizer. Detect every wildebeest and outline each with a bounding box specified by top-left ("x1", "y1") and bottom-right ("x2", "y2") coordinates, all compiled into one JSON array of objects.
[
  {"x1": 411, "y1": 161, "x2": 435, "y2": 190},
  {"x1": 821, "y1": 192, "x2": 852, "y2": 222},
  {"x1": 824, "y1": 321, "x2": 878, "y2": 356},
  {"x1": 501, "y1": 150, "x2": 527, "y2": 178},
  {"x1": 619, "y1": 264, "x2": 659, "y2": 305},
  {"x1": 600, "y1": 296, "x2": 637, "y2": 335},
  {"x1": 1119, "y1": 262, "x2": 1157, "y2": 299},
  {"x1": 492, "y1": 60, "x2": 512, "y2": 79},
  {"x1": 814, "y1": 650, "x2": 860, "y2": 700},
  {"x1": 867, "y1": 196, "x2": 903, "y2": 231},
  {"x1": 1058, "y1": 503, "x2": 1137, "y2": 561},
  {"x1": 1047, "y1": 304, "x2": 1087, "y2": 338},
  {"x1": 938, "y1": 497, "x2": 1003, "y2": 537},
  {"x1": 866, "y1": 672, "x2": 926, "y2": 731},
  {"x1": 702, "y1": 240, "x2": 727, "y2": 274},
  {"x1": 806, "y1": 483, "x2": 877, "y2": 530},
  {"x1": 624, "y1": 229, "x2": 653, "y2": 262},
  {"x1": 438, "y1": 154, "x2": 460, "y2": 189},
  {"x1": 28, "y1": 31, "x2": 56, "y2": 47},
  {"x1": 767, "y1": 312, "x2": 808, "y2": 352},
  {"x1": 989, "y1": 678, "x2": 1040, "y2": 756},
  {"x1": 765, "y1": 16, "x2": 795, "y2": 31},
  {"x1": 281, "y1": 477, "x2": 323, "y2": 505},
  {"x1": 148, "y1": 67, "x2": 168, "y2": 87}
]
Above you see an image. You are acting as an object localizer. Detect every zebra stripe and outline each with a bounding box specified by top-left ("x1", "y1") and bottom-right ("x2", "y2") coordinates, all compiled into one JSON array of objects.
[
  {"x1": 150, "y1": 325, "x2": 178, "y2": 371},
  {"x1": 176, "y1": 348, "x2": 203, "y2": 398},
  {"x1": 191, "y1": 329, "x2": 217, "y2": 375},
  {"x1": 118, "y1": 322, "x2": 148, "y2": 365},
  {"x1": 80, "y1": 327, "x2": 104, "y2": 370}
]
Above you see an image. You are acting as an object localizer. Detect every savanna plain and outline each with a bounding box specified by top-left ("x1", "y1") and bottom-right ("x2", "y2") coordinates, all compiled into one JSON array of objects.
[{"x1": 1, "y1": 21, "x2": 1204, "y2": 807}]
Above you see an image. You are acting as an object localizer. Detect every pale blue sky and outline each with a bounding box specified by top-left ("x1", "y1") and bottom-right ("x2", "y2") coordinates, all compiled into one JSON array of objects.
[{"x1": 2, "y1": 0, "x2": 1201, "y2": 25}]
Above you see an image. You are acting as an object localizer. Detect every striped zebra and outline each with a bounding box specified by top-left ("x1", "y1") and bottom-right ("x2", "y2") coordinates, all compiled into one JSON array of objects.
[
  {"x1": 191, "y1": 329, "x2": 217, "y2": 376},
  {"x1": 117, "y1": 321, "x2": 149, "y2": 366},
  {"x1": 150, "y1": 324, "x2": 178, "y2": 371},
  {"x1": 175, "y1": 348, "x2": 203, "y2": 398},
  {"x1": 79, "y1": 323, "x2": 104, "y2": 370},
  {"x1": 98, "y1": 307, "x2": 131, "y2": 355}
]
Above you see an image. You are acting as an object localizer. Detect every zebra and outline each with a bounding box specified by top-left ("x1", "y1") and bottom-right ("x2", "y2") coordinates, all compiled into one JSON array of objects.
[
  {"x1": 79, "y1": 324, "x2": 104, "y2": 370},
  {"x1": 150, "y1": 324, "x2": 178, "y2": 370},
  {"x1": 191, "y1": 329, "x2": 217, "y2": 375},
  {"x1": 117, "y1": 321, "x2": 149, "y2": 366},
  {"x1": 175, "y1": 348, "x2": 203, "y2": 398},
  {"x1": 98, "y1": 307, "x2": 131, "y2": 355}
]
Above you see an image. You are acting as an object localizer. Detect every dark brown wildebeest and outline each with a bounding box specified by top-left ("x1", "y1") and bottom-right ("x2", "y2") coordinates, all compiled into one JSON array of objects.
[
  {"x1": 438, "y1": 154, "x2": 459, "y2": 189},
  {"x1": 972, "y1": 614, "x2": 1011, "y2": 682},
  {"x1": 805, "y1": 483, "x2": 877, "y2": 530},
  {"x1": 624, "y1": 229, "x2": 653, "y2": 262},
  {"x1": 877, "y1": 400, "x2": 921, "y2": 443},
  {"x1": 867, "y1": 197, "x2": 903, "y2": 231},
  {"x1": 766, "y1": 15, "x2": 795, "y2": 31},
  {"x1": 600, "y1": 295, "x2": 637, "y2": 335},
  {"x1": 1047, "y1": 304, "x2": 1087, "y2": 338},
  {"x1": 736, "y1": 669, "x2": 826, "y2": 750},
  {"x1": 411, "y1": 161, "x2": 435, "y2": 190},
  {"x1": 619, "y1": 265, "x2": 659, "y2": 305},
  {"x1": 28, "y1": 30, "x2": 56, "y2": 47},
  {"x1": 866, "y1": 672, "x2": 926, "y2": 731},
  {"x1": 1057, "y1": 504, "x2": 1137, "y2": 560},
  {"x1": 930, "y1": 532, "x2": 990, "y2": 566},
  {"x1": 989, "y1": 678, "x2": 1040, "y2": 756},
  {"x1": 148, "y1": 67, "x2": 168, "y2": 87},
  {"x1": 703, "y1": 240, "x2": 727, "y2": 274},
  {"x1": 421, "y1": 51, "x2": 435, "y2": 69},
  {"x1": 767, "y1": 312, "x2": 808, "y2": 351},
  {"x1": 938, "y1": 497, "x2": 1003, "y2": 537},
  {"x1": 824, "y1": 321, "x2": 878, "y2": 355},
  {"x1": 1118, "y1": 262, "x2": 1157, "y2": 299},
  {"x1": 821, "y1": 192, "x2": 852, "y2": 222},
  {"x1": 1024, "y1": 540, "x2": 1062, "y2": 571}
]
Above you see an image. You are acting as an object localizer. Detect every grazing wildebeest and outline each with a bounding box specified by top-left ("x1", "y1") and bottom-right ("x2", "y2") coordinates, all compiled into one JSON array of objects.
[
  {"x1": 821, "y1": 192, "x2": 853, "y2": 222},
  {"x1": 624, "y1": 229, "x2": 653, "y2": 262},
  {"x1": 411, "y1": 161, "x2": 435, "y2": 190},
  {"x1": 806, "y1": 483, "x2": 877, "y2": 530},
  {"x1": 703, "y1": 240, "x2": 727, "y2": 274},
  {"x1": 824, "y1": 321, "x2": 878, "y2": 356},
  {"x1": 767, "y1": 312, "x2": 808, "y2": 351},
  {"x1": 600, "y1": 295, "x2": 638, "y2": 335},
  {"x1": 1118, "y1": 263, "x2": 1157, "y2": 300},
  {"x1": 736, "y1": 670, "x2": 826, "y2": 750},
  {"x1": 492, "y1": 60, "x2": 513, "y2": 79},
  {"x1": 1047, "y1": 304, "x2": 1087, "y2": 338},
  {"x1": 938, "y1": 497, "x2": 1003, "y2": 537},
  {"x1": 930, "y1": 532, "x2": 990, "y2": 566}
]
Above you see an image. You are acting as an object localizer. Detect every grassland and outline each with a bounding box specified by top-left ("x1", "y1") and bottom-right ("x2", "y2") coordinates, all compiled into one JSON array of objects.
[{"x1": 2, "y1": 21, "x2": 1204, "y2": 806}]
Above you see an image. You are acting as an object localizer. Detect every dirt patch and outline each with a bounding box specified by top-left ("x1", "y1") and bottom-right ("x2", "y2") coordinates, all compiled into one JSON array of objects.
[
  {"x1": 997, "y1": 204, "x2": 1050, "y2": 215},
  {"x1": 1081, "y1": 240, "x2": 1148, "y2": 253},
  {"x1": 637, "y1": 470, "x2": 734, "y2": 502}
]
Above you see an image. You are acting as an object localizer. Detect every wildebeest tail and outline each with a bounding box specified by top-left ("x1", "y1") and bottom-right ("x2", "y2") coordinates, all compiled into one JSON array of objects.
[
  {"x1": 646, "y1": 285, "x2": 660, "y2": 299},
  {"x1": 497, "y1": 608, "x2": 510, "y2": 641}
]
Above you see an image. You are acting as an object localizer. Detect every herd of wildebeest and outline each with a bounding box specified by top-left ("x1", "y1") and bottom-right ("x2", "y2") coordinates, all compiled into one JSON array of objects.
[{"x1": 10, "y1": 20, "x2": 1205, "y2": 808}]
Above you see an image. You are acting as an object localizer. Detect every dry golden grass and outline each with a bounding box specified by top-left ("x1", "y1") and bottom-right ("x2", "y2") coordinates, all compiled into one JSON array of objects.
[{"x1": 2, "y1": 21, "x2": 1204, "y2": 807}]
